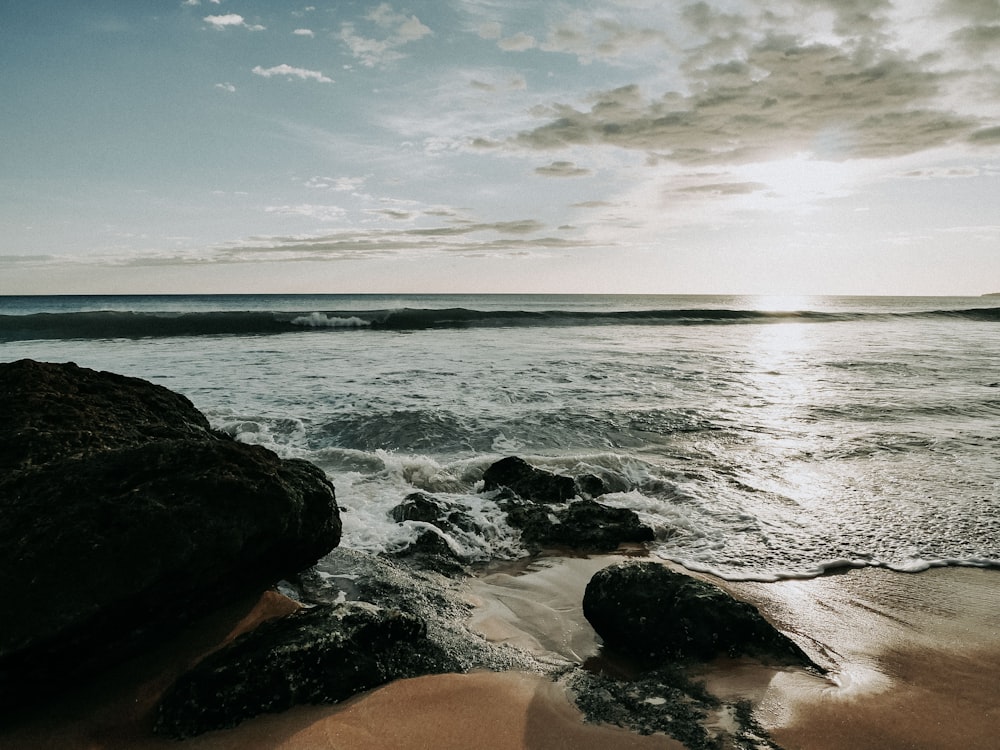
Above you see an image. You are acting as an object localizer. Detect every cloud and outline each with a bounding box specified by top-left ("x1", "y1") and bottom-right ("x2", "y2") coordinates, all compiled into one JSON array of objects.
[
  {"x1": 214, "y1": 82, "x2": 236, "y2": 92},
  {"x1": 794, "y1": 0, "x2": 893, "y2": 40},
  {"x1": 3, "y1": 216, "x2": 591, "y2": 270},
  {"x1": 293, "y1": 28, "x2": 315, "y2": 38},
  {"x1": 969, "y1": 125, "x2": 1000, "y2": 143},
  {"x1": 939, "y1": 0, "x2": 1000, "y2": 23},
  {"x1": 901, "y1": 166, "x2": 981, "y2": 179},
  {"x1": 214, "y1": 220, "x2": 585, "y2": 263},
  {"x1": 370, "y1": 209, "x2": 414, "y2": 220},
  {"x1": 204, "y1": 14, "x2": 264, "y2": 31},
  {"x1": 467, "y1": 72, "x2": 527, "y2": 92},
  {"x1": 478, "y1": 21, "x2": 502, "y2": 40},
  {"x1": 397, "y1": 16, "x2": 432, "y2": 42},
  {"x1": 265, "y1": 204, "x2": 347, "y2": 222},
  {"x1": 252, "y1": 64, "x2": 333, "y2": 83},
  {"x1": 305, "y1": 175, "x2": 368, "y2": 192},
  {"x1": 538, "y1": 15, "x2": 669, "y2": 63},
  {"x1": 498, "y1": 32, "x2": 537, "y2": 51},
  {"x1": 339, "y1": 3, "x2": 432, "y2": 67},
  {"x1": 513, "y1": 33, "x2": 986, "y2": 165},
  {"x1": 534, "y1": 161, "x2": 592, "y2": 177},
  {"x1": 951, "y1": 24, "x2": 1000, "y2": 55},
  {"x1": 674, "y1": 181, "x2": 769, "y2": 196}
]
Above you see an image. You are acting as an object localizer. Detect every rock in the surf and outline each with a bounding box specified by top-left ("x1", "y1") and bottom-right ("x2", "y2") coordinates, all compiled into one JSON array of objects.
[
  {"x1": 387, "y1": 492, "x2": 482, "y2": 573},
  {"x1": 389, "y1": 491, "x2": 476, "y2": 534},
  {"x1": 482, "y1": 455, "x2": 576, "y2": 503},
  {"x1": 483, "y1": 457, "x2": 653, "y2": 552},
  {"x1": 0, "y1": 359, "x2": 341, "y2": 704},
  {"x1": 155, "y1": 601, "x2": 458, "y2": 738},
  {"x1": 583, "y1": 561, "x2": 818, "y2": 667},
  {"x1": 503, "y1": 497, "x2": 654, "y2": 551}
]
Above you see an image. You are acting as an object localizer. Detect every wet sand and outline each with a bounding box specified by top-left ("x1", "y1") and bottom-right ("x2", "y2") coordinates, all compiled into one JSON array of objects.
[
  {"x1": 473, "y1": 557, "x2": 1000, "y2": 749},
  {"x1": 3, "y1": 558, "x2": 998, "y2": 749},
  {"x1": 710, "y1": 566, "x2": 1000, "y2": 750}
]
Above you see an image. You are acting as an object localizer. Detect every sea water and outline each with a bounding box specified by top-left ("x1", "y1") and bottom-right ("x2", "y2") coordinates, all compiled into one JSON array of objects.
[{"x1": 2, "y1": 294, "x2": 998, "y2": 581}]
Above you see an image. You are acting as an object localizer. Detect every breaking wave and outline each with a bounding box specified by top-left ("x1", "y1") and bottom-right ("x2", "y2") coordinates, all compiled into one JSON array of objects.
[{"x1": 2, "y1": 305, "x2": 997, "y2": 341}]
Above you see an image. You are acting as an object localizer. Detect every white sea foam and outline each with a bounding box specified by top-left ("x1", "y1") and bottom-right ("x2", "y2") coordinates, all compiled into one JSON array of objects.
[
  {"x1": 15, "y1": 293, "x2": 996, "y2": 580},
  {"x1": 291, "y1": 312, "x2": 369, "y2": 328},
  {"x1": 331, "y1": 454, "x2": 527, "y2": 561}
]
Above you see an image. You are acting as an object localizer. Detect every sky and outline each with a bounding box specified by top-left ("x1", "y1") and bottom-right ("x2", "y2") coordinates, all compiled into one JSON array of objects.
[{"x1": 2, "y1": 0, "x2": 999, "y2": 295}]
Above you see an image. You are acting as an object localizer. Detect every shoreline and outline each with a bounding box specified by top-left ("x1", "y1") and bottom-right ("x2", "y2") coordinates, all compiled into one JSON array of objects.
[
  {"x1": 2, "y1": 559, "x2": 998, "y2": 749},
  {"x1": 713, "y1": 565, "x2": 1000, "y2": 749}
]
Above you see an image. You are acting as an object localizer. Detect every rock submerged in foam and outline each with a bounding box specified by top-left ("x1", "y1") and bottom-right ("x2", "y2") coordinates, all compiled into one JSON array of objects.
[
  {"x1": 482, "y1": 456, "x2": 654, "y2": 552},
  {"x1": 0, "y1": 359, "x2": 342, "y2": 704}
]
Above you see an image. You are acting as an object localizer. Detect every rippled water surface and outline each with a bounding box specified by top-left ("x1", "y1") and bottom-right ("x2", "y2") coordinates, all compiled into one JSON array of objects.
[{"x1": 3, "y1": 294, "x2": 998, "y2": 579}]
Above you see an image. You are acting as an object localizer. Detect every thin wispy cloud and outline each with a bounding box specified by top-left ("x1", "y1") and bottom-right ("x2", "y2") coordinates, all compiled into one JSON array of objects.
[
  {"x1": 534, "y1": 161, "x2": 592, "y2": 177},
  {"x1": 3, "y1": 0, "x2": 1000, "y2": 295},
  {"x1": 265, "y1": 204, "x2": 347, "y2": 222},
  {"x1": 252, "y1": 64, "x2": 333, "y2": 83},
  {"x1": 204, "y1": 14, "x2": 264, "y2": 31},
  {"x1": 497, "y1": 32, "x2": 536, "y2": 52},
  {"x1": 213, "y1": 220, "x2": 582, "y2": 264},
  {"x1": 477, "y1": 21, "x2": 502, "y2": 40},
  {"x1": 338, "y1": 3, "x2": 432, "y2": 67}
]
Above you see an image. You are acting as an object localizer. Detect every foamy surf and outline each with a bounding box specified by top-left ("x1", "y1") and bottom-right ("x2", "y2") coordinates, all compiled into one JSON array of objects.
[{"x1": 4, "y1": 293, "x2": 998, "y2": 582}]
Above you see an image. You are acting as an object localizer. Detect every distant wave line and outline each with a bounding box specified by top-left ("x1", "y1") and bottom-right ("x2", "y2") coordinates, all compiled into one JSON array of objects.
[{"x1": 0, "y1": 306, "x2": 997, "y2": 341}]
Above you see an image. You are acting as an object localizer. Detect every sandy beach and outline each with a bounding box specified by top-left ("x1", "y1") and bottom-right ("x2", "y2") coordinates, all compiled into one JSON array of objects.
[
  {"x1": 715, "y1": 565, "x2": 1000, "y2": 750},
  {"x1": 2, "y1": 558, "x2": 998, "y2": 749}
]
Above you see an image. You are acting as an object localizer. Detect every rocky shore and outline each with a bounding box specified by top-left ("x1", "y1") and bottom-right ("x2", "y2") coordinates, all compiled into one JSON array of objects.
[{"x1": 4, "y1": 359, "x2": 995, "y2": 750}]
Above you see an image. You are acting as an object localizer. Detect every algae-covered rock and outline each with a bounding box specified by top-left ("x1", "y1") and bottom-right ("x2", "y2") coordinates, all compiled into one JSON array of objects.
[{"x1": 155, "y1": 601, "x2": 459, "y2": 738}]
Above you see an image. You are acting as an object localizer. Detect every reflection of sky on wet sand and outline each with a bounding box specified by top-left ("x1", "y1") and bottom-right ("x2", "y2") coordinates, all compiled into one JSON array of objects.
[{"x1": 708, "y1": 567, "x2": 1000, "y2": 750}]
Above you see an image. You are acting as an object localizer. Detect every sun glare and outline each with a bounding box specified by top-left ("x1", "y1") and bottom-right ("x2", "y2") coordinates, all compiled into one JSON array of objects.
[{"x1": 735, "y1": 153, "x2": 859, "y2": 209}]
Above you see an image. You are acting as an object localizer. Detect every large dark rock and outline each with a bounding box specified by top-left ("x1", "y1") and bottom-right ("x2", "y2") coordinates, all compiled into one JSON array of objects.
[
  {"x1": 505, "y1": 497, "x2": 654, "y2": 551},
  {"x1": 389, "y1": 491, "x2": 475, "y2": 534},
  {"x1": 482, "y1": 456, "x2": 576, "y2": 504},
  {"x1": 483, "y1": 457, "x2": 653, "y2": 552},
  {"x1": 285, "y1": 549, "x2": 539, "y2": 673},
  {"x1": 0, "y1": 358, "x2": 212, "y2": 473},
  {"x1": 583, "y1": 561, "x2": 817, "y2": 667},
  {"x1": 387, "y1": 492, "x2": 480, "y2": 574},
  {"x1": 0, "y1": 359, "x2": 341, "y2": 703},
  {"x1": 155, "y1": 601, "x2": 459, "y2": 738}
]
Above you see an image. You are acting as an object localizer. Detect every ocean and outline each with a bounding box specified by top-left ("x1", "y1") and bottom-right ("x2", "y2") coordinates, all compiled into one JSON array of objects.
[{"x1": 2, "y1": 293, "x2": 998, "y2": 581}]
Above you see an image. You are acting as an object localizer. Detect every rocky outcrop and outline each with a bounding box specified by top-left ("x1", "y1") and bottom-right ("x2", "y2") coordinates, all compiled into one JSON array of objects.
[
  {"x1": 583, "y1": 561, "x2": 817, "y2": 667},
  {"x1": 481, "y1": 457, "x2": 654, "y2": 552},
  {"x1": 482, "y1": 456, "x2": 576, "y2": 503},
  {"x1": 503, "y1": 497, "x2": 654, "y2": 551},
  {"x1": 389, "y1": 491, "x2": 475, "y2": 530},
  {"x1": 155, "y1": 601, "x2": 459, "y2": 738},
  {"x1": 387, "y1": 492, "x2": 478, "y2": 573},
  {"x1": 155, "y1": 543, "x2": 545, "y2": 738},
  {"x1": 0, "y1": 359, "x2": 341, "y2": 704}
]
